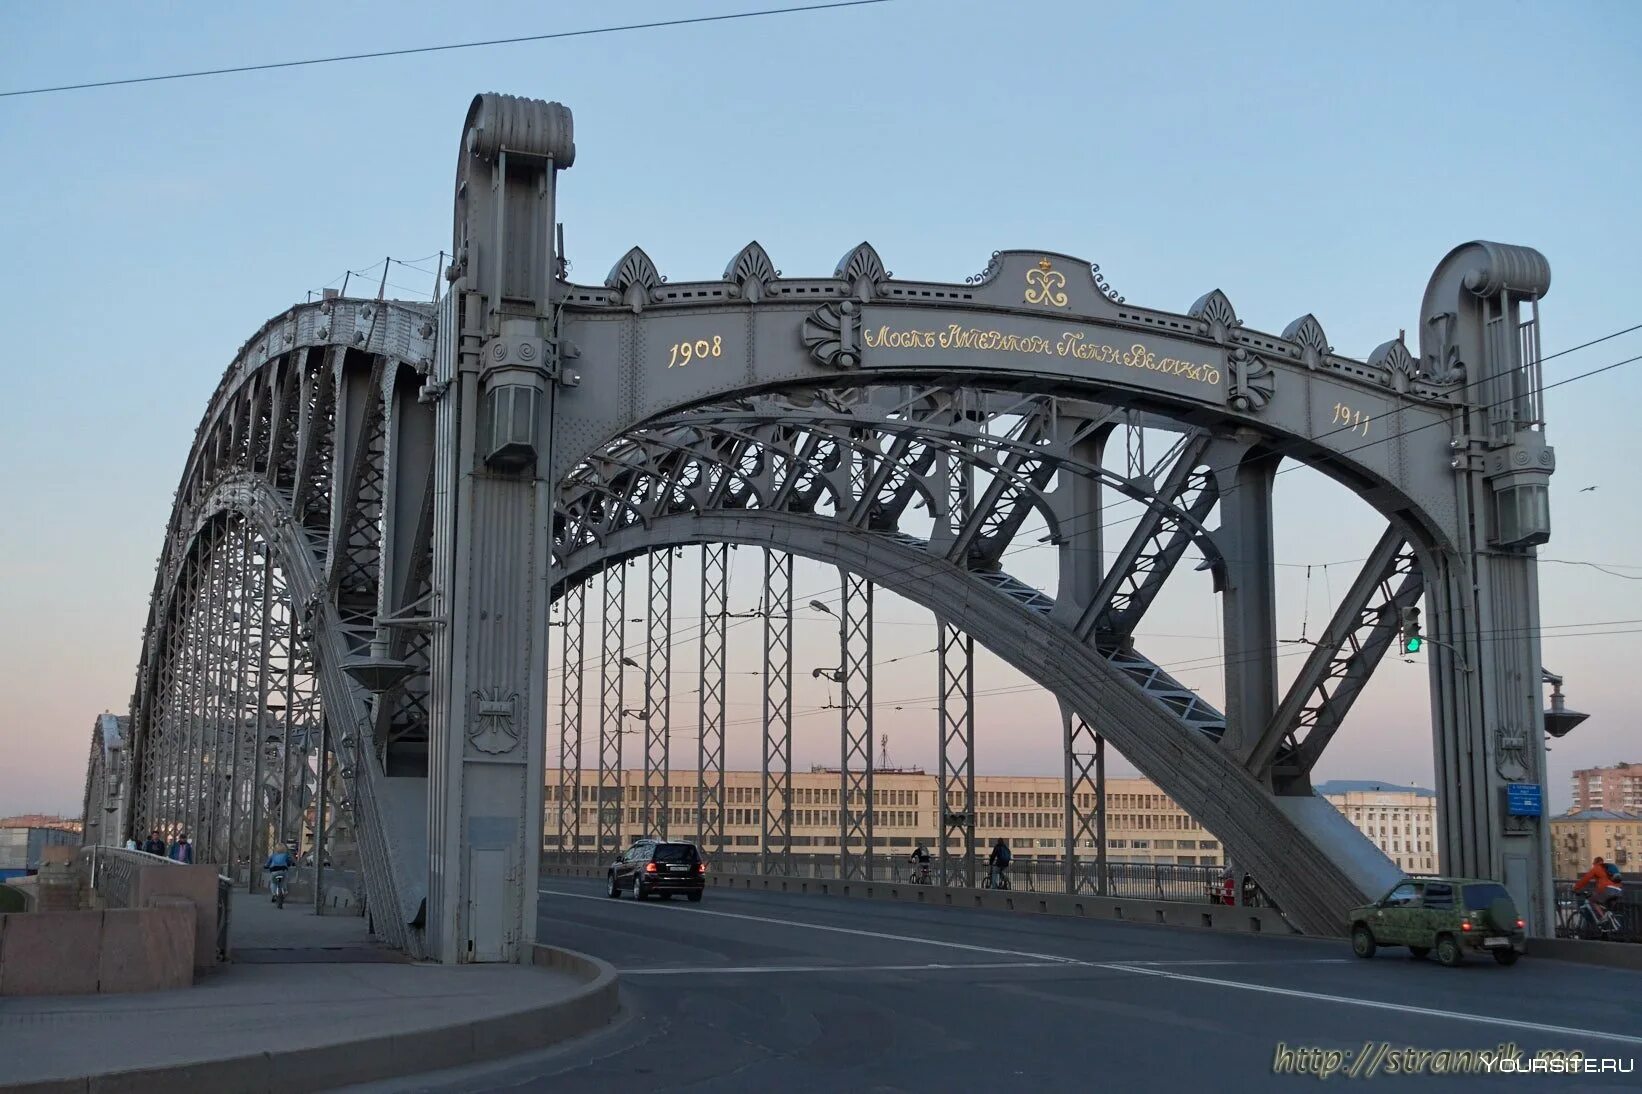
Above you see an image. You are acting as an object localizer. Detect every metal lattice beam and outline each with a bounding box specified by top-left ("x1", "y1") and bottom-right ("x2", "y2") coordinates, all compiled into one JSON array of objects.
[
  {"x1": 1075, "y1": 433, "x2": 1216, "y2": 644},
  {"x1": 1248, "y1": 528, "x2": 1424, "y2": 785},
  {"x1": 837, "y1": 571, "x2": 873, "y2": 880},
  {"x1": 557, "y1": 581, "x2": 585, "y2": 853},
  {"x1": 936, "y1": 445, "x2": 975, "y2": 888},
  {"x1": 642, "y1": 551, "x2": 672, "y2": 839},
  {"x1": 597, "y1": 563, "x2": 626, "y2": 856},
  {"x1": 937, "y1": 620, "x2": 975, "y2": 888},
  {"x1": 1062, "y1": 704, "x2": 1104, "y2": 894},
  {"x1": 697, "y1": 544, "x2": 727, "y2": 861},
  {"x1": 761, "y1": 550, "x2": 793, "y2": 875}
]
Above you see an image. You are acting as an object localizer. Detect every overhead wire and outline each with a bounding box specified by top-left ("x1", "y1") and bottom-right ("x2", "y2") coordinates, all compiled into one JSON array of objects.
[{"x1": 0, "y1": 1, "x2": 897, "y2": 98}]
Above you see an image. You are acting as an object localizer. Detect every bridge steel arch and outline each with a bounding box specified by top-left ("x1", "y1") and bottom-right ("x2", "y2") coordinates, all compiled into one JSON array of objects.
[{"x1": 107, "y1": 93, "x2": 1559, "y2": 961}]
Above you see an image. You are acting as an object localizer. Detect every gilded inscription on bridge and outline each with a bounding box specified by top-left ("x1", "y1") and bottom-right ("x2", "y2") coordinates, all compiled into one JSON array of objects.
[{"x1": 862, "y1": 321, "x2": 1223, "y2": 388}]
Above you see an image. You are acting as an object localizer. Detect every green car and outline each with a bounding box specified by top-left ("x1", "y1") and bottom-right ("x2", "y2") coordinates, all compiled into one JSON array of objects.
[{"x1": 1349, "y1": 877, "x2": 1527, "y2": 967}]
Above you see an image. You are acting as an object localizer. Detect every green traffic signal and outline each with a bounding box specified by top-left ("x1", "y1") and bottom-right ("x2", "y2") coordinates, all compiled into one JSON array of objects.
[{"x1": 1405, "y1": 636, "x2": 1422, "y2": 653}]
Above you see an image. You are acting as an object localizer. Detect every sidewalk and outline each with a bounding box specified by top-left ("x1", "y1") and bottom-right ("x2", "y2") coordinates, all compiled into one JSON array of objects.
[
  {"x1": 2, "y1": 888, "x2": 619, "y2": 1093},
  {"x1": 229, "y1": 892, "x2": 405, "y2": 963}
]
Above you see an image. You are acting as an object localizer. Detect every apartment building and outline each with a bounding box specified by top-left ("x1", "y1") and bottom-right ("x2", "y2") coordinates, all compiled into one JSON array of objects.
[
  {"x1": 1571, "y1": 763, "x2": 1642, "y2": 814},
  {"x1": 545, "y1": 768, "x2": 1224, "y2": 866},
  {"x1": 1550, "y1": 808, "x2": 1642, "y2": 879},
  {"x1": 1315, "y1": 780, "x2": 1439, "y2": 874}
]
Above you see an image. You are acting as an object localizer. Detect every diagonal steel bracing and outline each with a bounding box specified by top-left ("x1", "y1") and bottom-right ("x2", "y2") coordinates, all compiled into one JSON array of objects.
[
  {"x1": 697, "y1": 544, "x2": 728, "y2": 861},
  {"x1": 557, "y1": 581, "x2": 585, "y2": 853},
  {"x1": 837, "y1": 571, "x2": 874, "y2": 880},
  {"x1": 761, "y1": 550, "x2": 794, "y2": 875},
  {"x1": 1247, "y1": 527, "x2": 1424, "y2": 788},
  {"x1": 642, "y1": 551, "x2": 673, "y2": 838},
  {"x1": 1075, "y1": 433, "x2": 1216, "y2": 644}
]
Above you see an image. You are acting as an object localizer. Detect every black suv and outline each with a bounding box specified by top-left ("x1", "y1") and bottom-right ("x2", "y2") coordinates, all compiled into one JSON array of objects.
[{"x1": 607, "y1": 839, "x2": 705, "y2": 902}]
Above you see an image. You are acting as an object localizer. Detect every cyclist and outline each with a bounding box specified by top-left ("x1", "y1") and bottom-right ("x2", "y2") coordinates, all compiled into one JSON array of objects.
[
  {"x1": 987, "y1": 838, "x2": 1012, "y2": 889},
  {"x1": 265, "y1": 842, "x2": 297, "y2": 902},
  {"x1": 909, "y1": 843, "x2": 932, "y2": 883},
  {"x1": 1573, "y1": 856, "x2": 1623, "y2": 926}
]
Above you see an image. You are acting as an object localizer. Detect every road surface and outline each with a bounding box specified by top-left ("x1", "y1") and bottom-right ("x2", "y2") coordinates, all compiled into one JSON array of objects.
[{"x1": 359, "y1": 877, "x2": 1642, "y2": 1091}]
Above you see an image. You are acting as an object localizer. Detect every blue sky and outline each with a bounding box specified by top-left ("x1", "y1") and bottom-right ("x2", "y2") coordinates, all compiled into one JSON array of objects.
[{"x1": 1, "y1": 1, "x2": 1638, "y2": 814}]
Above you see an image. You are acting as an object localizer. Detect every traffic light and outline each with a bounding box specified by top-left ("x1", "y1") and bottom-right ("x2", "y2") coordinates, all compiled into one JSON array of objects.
[{"x1": 1398, "y1": 606, "x2": 1423, "y2": 653}]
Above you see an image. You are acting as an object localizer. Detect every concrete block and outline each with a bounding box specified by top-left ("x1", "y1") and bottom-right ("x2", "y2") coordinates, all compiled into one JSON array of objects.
[
  {"x1": 1, "y1": 910, "x2": 103, "y2": 995},
  {"x1": 98, "y1": 904, "x2": 194, "y2": 993},
  {"x1": 132, "y1": 863, "x2": 220, "y2": 969}
]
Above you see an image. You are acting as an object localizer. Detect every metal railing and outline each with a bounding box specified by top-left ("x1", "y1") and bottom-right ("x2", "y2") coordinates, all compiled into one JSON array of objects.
[
  {"x1": 83, "y1": 845, "x2": 175, "y2": 909},
  {"x1": 541, "y1": 849, "x2": 1272, "y2": 908},
  {"x1": 1552, "y1": 880, "x2": 1642, "y2": 944}
]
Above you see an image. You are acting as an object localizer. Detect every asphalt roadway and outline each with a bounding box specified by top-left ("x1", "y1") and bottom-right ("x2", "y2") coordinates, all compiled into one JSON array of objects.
[{"x1": 356, "y1": 878, "x2": 1642, "y2": 1092}]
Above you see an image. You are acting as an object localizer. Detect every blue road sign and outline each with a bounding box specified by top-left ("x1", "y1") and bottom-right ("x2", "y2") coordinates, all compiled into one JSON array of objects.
[{"x1": 1506, "y1": 783, "x2": 1543, "y2": 817}]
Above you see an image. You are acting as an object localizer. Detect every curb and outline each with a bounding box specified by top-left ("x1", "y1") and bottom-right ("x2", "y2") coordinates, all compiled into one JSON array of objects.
[
  {"x1": 1527, "y1": 936, "x2": 1642, "y2": 972},
  {"x1": 5, "y1": 945, "x2": 620, "y2": 1094}
]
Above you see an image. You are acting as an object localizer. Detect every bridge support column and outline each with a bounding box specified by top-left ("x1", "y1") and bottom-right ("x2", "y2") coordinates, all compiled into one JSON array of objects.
[
  {"x1": 1214, "y1": 448, "x2": 1279, "y2": 762},
  {"x1": 425, "y1": 291, "x2": 555, "y2": 962},
  {"x1": 427, "y1": 95, "x2": 574, "y2": 962},
  {"x1": 1420, "y1": 242, "x2": 1557, "y2": 936}
]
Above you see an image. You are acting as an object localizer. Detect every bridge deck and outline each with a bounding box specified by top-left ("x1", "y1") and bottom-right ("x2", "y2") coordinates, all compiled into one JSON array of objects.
[{"x1": 400, "y1": 877, "x2": 1642, "y2": 1091}]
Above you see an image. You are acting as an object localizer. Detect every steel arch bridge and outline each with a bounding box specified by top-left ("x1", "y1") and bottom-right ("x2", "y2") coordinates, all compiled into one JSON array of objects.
[{"x1": 86, "y1": 94, "x2": 1560, "y2": 961}]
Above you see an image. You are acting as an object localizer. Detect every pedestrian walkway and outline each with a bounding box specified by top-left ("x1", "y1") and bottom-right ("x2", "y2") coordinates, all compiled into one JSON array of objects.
[
  {"x1": 2, "y1": 886, "x2": 618, "y2": 1093},
  {"x1": 230, "y1": 890, "x2": 405, "y2": 963}
]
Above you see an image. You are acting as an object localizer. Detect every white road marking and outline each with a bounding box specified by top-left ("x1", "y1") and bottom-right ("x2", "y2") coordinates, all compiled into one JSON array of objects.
[
  {"x1": 1099, "y1": 963, "x2": 1642, "y2": 1048},
  {"x1": 543, "y1": 885, "x2": 1642, "y2": 1047},
  {"x1": 624, "y1": 961, "x2": 1058, "y2": 976},
  {"x1": 541, "y1": 887, "x2": 1078, "y2": 963}
]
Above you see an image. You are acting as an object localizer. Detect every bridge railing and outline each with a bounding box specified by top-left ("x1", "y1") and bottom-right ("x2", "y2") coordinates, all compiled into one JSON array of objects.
[
  {"x1": 84, "y1": 845, "x2": 174, "y2": 909},
  {"x1": 541, "y1": 849, "x2": 1271, "y2": 907},
  {"x1": 1552, "y1": 880, "x2": 1642, "y2": 943}
]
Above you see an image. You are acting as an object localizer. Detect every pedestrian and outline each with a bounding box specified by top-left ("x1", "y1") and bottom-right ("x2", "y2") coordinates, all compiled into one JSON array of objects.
[
  {"x1": 142, "y1": 830, "x2": 167, "y2": 857},
  {"x1": 168, "y1": 833, "x2": 194, "y2": 864}
]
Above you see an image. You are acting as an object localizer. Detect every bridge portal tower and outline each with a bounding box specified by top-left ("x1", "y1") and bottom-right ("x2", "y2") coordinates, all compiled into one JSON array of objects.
[{"x1": 423, "y1": 97, "x2": 576, "y2": 963}]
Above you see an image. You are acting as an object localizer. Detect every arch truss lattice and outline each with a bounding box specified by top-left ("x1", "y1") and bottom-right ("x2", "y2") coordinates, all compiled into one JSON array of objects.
[{"x1": 100, "y1": 93, "x2": 1558, "y2": 961}]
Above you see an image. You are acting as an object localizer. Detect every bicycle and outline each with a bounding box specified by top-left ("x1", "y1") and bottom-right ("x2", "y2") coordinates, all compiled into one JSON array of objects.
[
  {"x1": 982, "y1": 864, "x2": 1011, "y2": 890},
  {"x1": 265, "y1": 866, "x2": 289, "y2": 909},
  {"x1": 1574, "y1": 895, "x2": 1624, "y2": 940},
  {"x1": 907, "y1": 859, "x2": 932, "y2": 884}
]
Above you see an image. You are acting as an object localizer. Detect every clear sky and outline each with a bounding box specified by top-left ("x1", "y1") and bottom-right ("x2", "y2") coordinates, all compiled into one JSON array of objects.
[{"x1": 2, "y1": 1, "x2": 1639, "y2": 817}]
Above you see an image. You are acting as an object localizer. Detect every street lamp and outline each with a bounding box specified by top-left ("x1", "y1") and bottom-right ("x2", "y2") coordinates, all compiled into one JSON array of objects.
[
  {"x1": 1542, "y1": 669, "x2": 1589, "y2": 739},
  {"x1": 809, "y1": 600, "x2": 834, "y2": 616}
]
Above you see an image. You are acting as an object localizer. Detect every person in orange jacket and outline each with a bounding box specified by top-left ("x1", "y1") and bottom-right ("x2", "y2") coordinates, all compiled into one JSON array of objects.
[{"x1": 1573, "y1": 856, "x2": 1622, "y2": 919}]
